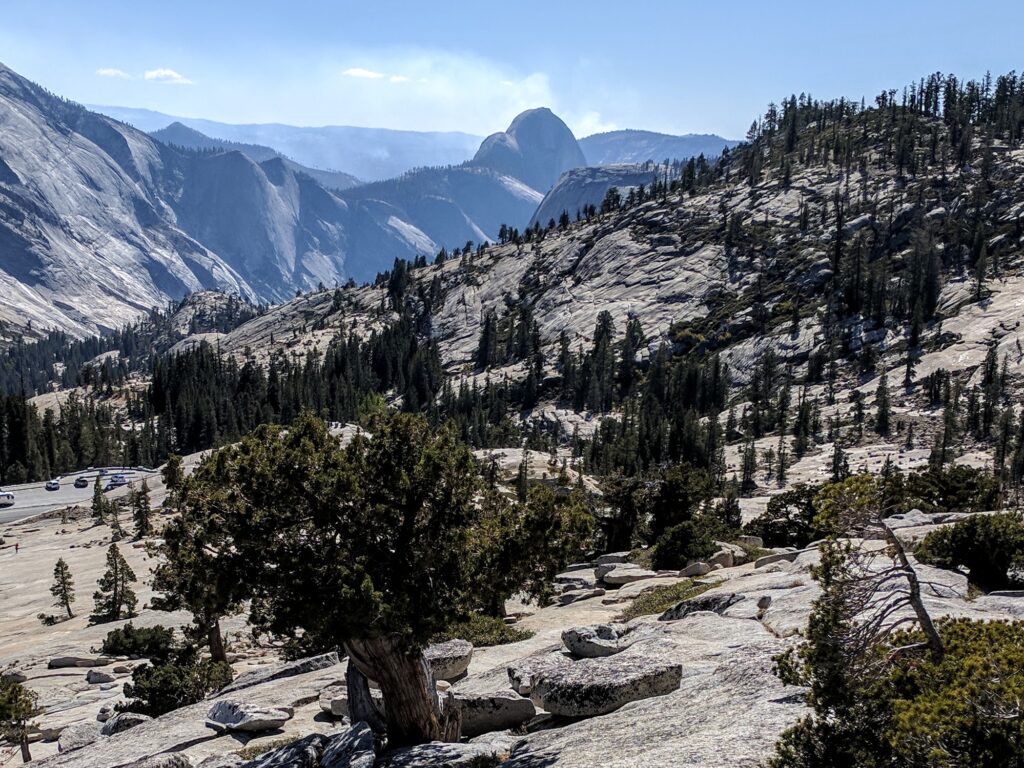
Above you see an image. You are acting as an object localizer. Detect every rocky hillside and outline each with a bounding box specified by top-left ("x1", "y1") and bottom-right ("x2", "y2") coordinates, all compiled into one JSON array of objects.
[
  {"x1": 92, "y1": 105, "x2": 485, "y2": 182},
  {"x1": 150, "y1": 122, "x2": 362, "y2": 191},
  {"x1": 579, "y1": 128, "x2": 738, "y2": 165}
]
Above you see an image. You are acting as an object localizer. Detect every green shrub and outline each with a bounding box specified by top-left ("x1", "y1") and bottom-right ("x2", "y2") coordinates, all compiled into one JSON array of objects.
[
  {"x1": 650, "y1": 520, "x2": 716, "y2": 570},
  {"x1": 903, "y1": 465, "x2": 1001, "y2": 514},
  {"x1": 119, "y1": 648, "x2": 233, "y2": 717},
  {"x1": 100, "y1": 623, "x2": 176, "y2": 663},
  {"x1": 616, "y1": 580, "x2": 712, "y2": 622},
  {"x1": 433, "y1": 613, "x2": 534, "y2": 647},
  {"x1": 915, "y1": 512, "x2": 1024, "y2": 592},
  {"x1": 743, "y1": 484, "x2": 823, "y2": 548}
]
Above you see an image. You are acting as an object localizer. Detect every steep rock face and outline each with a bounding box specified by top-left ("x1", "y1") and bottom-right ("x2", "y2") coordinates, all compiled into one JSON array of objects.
[
  {"x1": 151, "y1": 122, "x2": 362, "y2": 191},
  {"x1": 0, "y1": 63, "x2": 256, "y2": 338},
  {"x1": 473, "y1": 108, "x2": 586, "y2": 192},
  {"x1": 93, "y1": 105, "x2": 484, "y2": 182},
  {"x1": 579, "y1": 129, "x2": 738, "y2": 165},
  {"x1": 530, "y1": 165, "x2": 659, "y2": 227}
]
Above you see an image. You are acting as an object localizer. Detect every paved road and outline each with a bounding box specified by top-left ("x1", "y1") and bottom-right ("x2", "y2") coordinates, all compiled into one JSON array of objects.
[{"x1": 0, "y1": 468, "x2": 160, "y2": 526}]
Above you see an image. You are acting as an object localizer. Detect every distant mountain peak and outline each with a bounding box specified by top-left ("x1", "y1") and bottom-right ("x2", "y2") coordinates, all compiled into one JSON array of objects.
[{"x1": 472, "y1": 107, "x2": 586, "y2": 192}]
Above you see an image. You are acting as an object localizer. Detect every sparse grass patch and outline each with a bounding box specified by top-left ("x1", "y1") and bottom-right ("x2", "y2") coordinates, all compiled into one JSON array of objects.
[
  {"x1": 433, "y1": 613, "x2": 535, "y2": 647},
  {"x1": 235, "y1": 735, "x2": 301, "y2": 761},
  {"x1": 616, "y1": 579, "x2": 713, "y2": 622}
]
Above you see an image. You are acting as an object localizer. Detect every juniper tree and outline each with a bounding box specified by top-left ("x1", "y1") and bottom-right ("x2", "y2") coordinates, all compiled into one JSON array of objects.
[
  {"x1": 92, "y1": 543, "x2": 137, "y2": 623},
  {"x1": 50, "y1": 557, "x2": 75, "y2": 618},
  {"x1": 0, "y1": 678, "x2": 38, "y2": 763},
  {"x1": 91, "y1": 475, "x2": 106, "y2": 521}
]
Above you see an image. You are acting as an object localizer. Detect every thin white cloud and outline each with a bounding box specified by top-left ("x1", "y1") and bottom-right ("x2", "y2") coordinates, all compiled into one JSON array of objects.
[
  {"x1": 96, "y1": 67, "x2": 130, "y2": 79},
  {"x1": 144, "y1": 67, "x2": 193, "y2": 85},
  {"x1": 342, "y1": 67, "x2": 385, "y2": 79},
  {"x1": 389, "y1": 74, "x2": 410, "y2": 84}
]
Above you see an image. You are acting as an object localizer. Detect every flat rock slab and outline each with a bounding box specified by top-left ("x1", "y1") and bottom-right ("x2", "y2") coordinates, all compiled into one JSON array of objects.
[
  {"x1": 602, "y1": 566, "x2": 660, "y2": 586},
  {"x1": 529, "y1": 653, "x2": 683, "y2": 717},
  {"x1": 557, "y1": 587, "x2": 605, "y2": 606},
  {"x1": 659, "y1": 593, "x2": 745, "y2": 622},
  {"x1": 57, "y1": 720, "x2": 103, "y2": 753},
  {"x1": 424, "y1": 639, "x2": 473, "y2": 681},
  {"x1": 454, "y1": 689, "x2": 536, "y2": 737},
  {"x1": 207, "y1": 700, "x2": 294, "y2": 733}
]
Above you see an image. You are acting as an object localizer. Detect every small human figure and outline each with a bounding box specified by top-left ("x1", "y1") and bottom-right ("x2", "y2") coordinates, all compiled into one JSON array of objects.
[{"x1": 14, "y1": 542, "x2": 19, "y2": 554}]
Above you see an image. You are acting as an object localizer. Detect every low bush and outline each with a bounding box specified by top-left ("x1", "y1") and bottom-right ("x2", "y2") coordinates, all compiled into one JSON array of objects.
[
  {"x1": 119, "y1": 648, "x2": 233, "y2": 717},
  {"x1": 100, "y1": 623, "x2": 176, "y2": 663},
  {"x1": 650, "y1": 519, "x2": 716, "y2": 570},
  {"x1": 433, "y1": 613, "x2": 534, "y2": 647},
  {"x1": 743, "y1": 484, "x2": 823, "y2": 548},
  {"x1": 915, "y1": 512, "x2": 1024, "y2": 592}
]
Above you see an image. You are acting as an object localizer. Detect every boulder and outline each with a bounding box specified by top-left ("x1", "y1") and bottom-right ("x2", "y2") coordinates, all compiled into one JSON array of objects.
[
  {"x1": 321, "y1": 722, "x2": 377, "y2": 768},
  {"x1": 707, "y1": 548, "x2": 734, "y2": 569},
  {"x1": 595, "y1": 552, "x2": 630, "y2": 566},
  {"x1": 602, "y1": 565, "x2": 660, "y2": 585},
  {"x1": 561, "y1": 624, "x2": 626, "y2": 658},
  {"x1": 96, "y1": 705, "x2": 115, "y2": 723},
  {"x1": 424, "y1": 639, "x2": 473, "y2": 681},
  {"x1": 454, "y1": 690, "x2": 536, "y2": 737},
  {"x1": 736, "y1": 535, "x2": 763, "y2": 549},
  {"x1": 129, "y1": 755, "x2": 194, "y2": 768},
  {"x1": 557, "y1": 587, "x2": 605, "y2": 605},
  {"x1": 508, "y1": 653, "x2": 573, "y2": 696},
  {"x1": 58, "y1": 721, "x2": 104, "y2": 753},
  {"x1": 206, "y1": 700, "x2": 293, "y2": 733},
  {"x1": 218, "y1": 652, "x2": 339, "y2": 696},
  {"x1": 86, "y1": 669, "x2": 117, "y2": 684},
  {"x1": 243, "y1": 733, "x2": 326, "y2": 768},
  {"x1": 679, "y1": 561, "x2": 711, "y2": 577},
  {"x1": 529, "y1": 654, "x2": 683, "y2": 717},
  {"x1": 1, "y1": 669, "x2": 27, "y2": 683},
  {"x1": 318, "y1": 682, "x2": 385, "y2": 718},
  {"x1": 755, "y1": 551, "x2": 800, "y2": 568},
  {"x1": 376, "y1": 740, "x2": 510, "y2": 768},
  {"x1": 659, "y1": 592, "x2": 745, "y2": 621},
  {"x1": 101, "y1": 712, "x2": 152, "y2": 736}
]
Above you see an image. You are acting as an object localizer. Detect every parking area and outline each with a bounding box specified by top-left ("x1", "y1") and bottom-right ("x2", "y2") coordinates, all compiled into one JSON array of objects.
[{"x1": 0, "y1": 468, "x2": 161, "y2": 525}]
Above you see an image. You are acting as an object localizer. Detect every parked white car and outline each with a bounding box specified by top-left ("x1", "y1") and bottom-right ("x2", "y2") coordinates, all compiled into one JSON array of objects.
[
  {"x1": 0, "y1": 490, "x2": 14, "y2": 508},
  {"x1": 45, "y1": 479, "x2": 61, "y2": 491}
]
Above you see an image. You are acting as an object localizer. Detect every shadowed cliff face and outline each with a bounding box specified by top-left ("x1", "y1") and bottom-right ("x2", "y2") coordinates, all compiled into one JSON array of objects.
[{"x1": 472, "y1": 107, "x2": 587, "y2": 192}]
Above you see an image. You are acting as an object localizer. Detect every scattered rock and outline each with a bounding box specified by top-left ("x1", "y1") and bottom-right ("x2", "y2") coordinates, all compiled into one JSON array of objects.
[
  {"x1": 101, "y1": 712, "x2": 152, "y2": 736},
  {"x1": 508, "y1": 654, "x2": 573, "y2": 696},
  {"x1": 679, "y1": 562, "x2": 711, "y2": 577},
  {"x1": 659, "y1": 593, "x2": 745, "y2": 621},
  {"x1": 113, "y1": 665, "x2": 133, "y2": 674},
  {"x1": 454, "y1": 690, "x2": 536, "y2": 737},
  {"x1": 58, "y1": 721, "x2": 104, "y2": 753},
  {"x1": 736, "y1": 535, "x2": 763, "y2": 549},
  {"x1": 561, "y1": 624, "x2": 626, "y2": 658},
  {"x1": 424, "y1": 639, "x2": 473, "y2": 682},
  {"x1": 86, "y1": 669, "x2": 117, "y2": 684},
  {"x1": 708, "y1": 548, "x2": 734, "y2": 569},
  {"x1": 529, "y1": 654, "x2": 683, "y2": 717},
  {"x1": 96, "y1": 705, "x2": 115, "y2": 722},
  {"x1": 206, "y1": 700, "x2": 294, "y2": 733},
  {"x1": 557, "y1": 587, "x2": 605, "y2": 605},
  {"x1": 755, "y1": 551, "x2": 801, "y2": 568}
]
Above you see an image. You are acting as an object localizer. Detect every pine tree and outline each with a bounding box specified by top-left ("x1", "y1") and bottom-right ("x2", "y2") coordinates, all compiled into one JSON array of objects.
[
  {"x1": 91, "y1": 475, "x2": 106, "y2": 521},
  {"x1": 92, "y1": 543, "x2": 138, "y2": 622},
  {"x1": 875, "y1": 372, "x2": 892, "y2": 436},
  {"x1": 50, "y1": 558, "x2": 75, "y2": 618},
  {"x1": 132, "y1": 480, "x2": 152, "y2": 538}
]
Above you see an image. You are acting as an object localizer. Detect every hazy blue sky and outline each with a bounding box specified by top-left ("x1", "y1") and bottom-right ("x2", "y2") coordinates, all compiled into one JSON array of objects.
[{"x1": 2, "y1": 1, "x2": 1020, "y2": 138}]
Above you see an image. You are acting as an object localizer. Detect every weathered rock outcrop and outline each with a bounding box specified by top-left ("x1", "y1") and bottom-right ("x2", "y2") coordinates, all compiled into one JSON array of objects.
[
  {"x1": 206, "y1": 700, "x2": 294, "y2": 733},
  {"x1": 423, "y1": 639, "x2": 473, "y2": 682}
]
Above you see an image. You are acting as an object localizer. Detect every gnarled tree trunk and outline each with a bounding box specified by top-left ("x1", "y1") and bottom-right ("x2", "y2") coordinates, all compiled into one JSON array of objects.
[
  {"x1": 346, "y1": 636, "x2": 460, "y2": 746},
  {"x1": 345, "y1": 661, "x2": 387, "y2": 734},
  {"x1": 207, "y1": 617, "x2": 227, "y2": 664}
]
